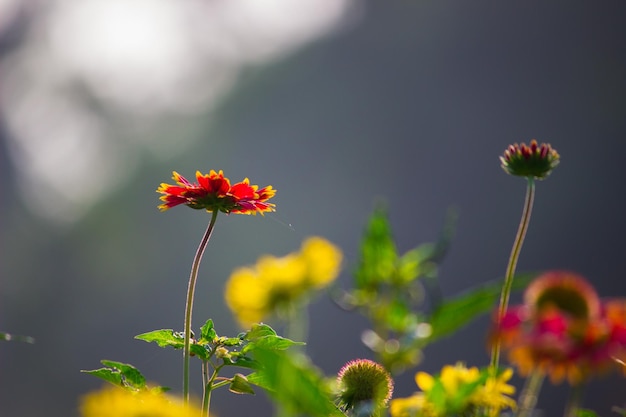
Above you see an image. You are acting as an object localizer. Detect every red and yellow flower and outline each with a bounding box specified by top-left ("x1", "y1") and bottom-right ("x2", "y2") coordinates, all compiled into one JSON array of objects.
[
  {"x1": 157, "y1": 170, "x2": 275, "y2": 215},
  {"x1": 491, "y1": 271, "x2": 626, "y2": 384}
]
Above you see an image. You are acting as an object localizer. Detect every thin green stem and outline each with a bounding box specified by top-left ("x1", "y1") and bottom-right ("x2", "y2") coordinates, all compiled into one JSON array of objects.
[
  {"x1": 183, "y1": 210, "x2": 219, "y2": 404},
  {"x1": 564, "y1": 383, "x2": 584, "y2": 417},
  {"x1": 491, "y1": 177, "x2": 535, "y2": 370},
  {"x1": 202, "y1": 364, "x2": 224, "y2": 417},
  {"x1": 516, "y1": 371, "x2": 545, "y2": 417}
]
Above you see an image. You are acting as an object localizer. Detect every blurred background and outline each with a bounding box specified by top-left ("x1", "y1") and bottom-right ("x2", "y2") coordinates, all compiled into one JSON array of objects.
[{"x1": 1, "y1": 1, "x2": 626, "y2": 416}]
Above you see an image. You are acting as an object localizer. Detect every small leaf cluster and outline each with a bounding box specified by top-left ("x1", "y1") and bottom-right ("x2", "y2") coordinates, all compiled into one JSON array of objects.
[
  {"x1": 336, "y1": 207, "x2": 531, "y2": 375},
  {"x1": 83, "y1": 321, "x2": 303, "y2": 397}
]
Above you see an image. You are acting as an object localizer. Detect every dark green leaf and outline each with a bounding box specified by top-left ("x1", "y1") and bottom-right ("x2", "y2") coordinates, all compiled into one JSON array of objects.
[
  {"x1": 100, "y1": 360, "x2": 146, "y2": 389},
  {"x1": 427, "y1": 274, "x2": 534, "y2": 343},
  {"x1": 82, "y1": 360, "x2": 146, "y2": 391},
  {"x1": 190, "y1": 344, "x2": 211, "y2": 361}
]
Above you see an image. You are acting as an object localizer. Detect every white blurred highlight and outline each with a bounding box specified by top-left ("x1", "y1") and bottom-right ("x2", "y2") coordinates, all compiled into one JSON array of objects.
[{"x1": 0, "y1": 0, "x2": 357, "y2": 224}]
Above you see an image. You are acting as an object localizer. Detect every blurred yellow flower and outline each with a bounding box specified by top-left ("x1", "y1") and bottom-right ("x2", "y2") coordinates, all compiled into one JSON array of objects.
[
  {"x1": 225, "y1": 237, "x2": 342, "y2": 327},
  {"x1": 389, "y1": 393, "x2": 432, "y2": 417},
  {"x1": 390, "y1": 363, "x2": 516, "y2": 417},
  {"x1": 300, "y1": 237, "x2": 343, "y2": 288},
  {"x1": 80, "y1": 386, "x2": 202, "y2": 417}
]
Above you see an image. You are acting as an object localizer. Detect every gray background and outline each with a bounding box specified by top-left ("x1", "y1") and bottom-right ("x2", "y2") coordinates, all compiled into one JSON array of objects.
[{"x1": 2, "y1": 1, "x2": 626, "y2": 416}]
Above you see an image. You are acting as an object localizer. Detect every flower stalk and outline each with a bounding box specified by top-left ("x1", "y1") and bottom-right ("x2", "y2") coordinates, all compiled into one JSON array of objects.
[
  {"x1": 516, "y1": 370, "x2": 545, "y2": 417},
  {"x1": 183, "y1": 210, "x2": 218, "y2": 404},
  {"x1": 490, "y1": 177, "x2": 535, "y2": 370}
]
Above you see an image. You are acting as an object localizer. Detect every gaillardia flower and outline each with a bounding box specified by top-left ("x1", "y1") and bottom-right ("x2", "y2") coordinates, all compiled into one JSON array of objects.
[
  {"x1": 491, "y1": 271, "x2": 626, "y2": 384},
  {"x1": 336, "y1": 359, "x2": 394, "y2": 415},
  {"x1": 500, "y1": 139, "x2": 560, "y2": 179},
  {"x1": 157, "y1": 170, "x2": 275, "y2": 215},
  {"x1": 80, "y1": 386, "x2": 203, "y2": 417}
]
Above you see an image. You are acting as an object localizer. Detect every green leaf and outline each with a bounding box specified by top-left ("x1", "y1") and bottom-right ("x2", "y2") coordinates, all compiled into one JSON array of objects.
[
  {"x1": 82, "y1": 360, "x2": 146, "y2": 391},
  {"x1": 200, "y1": 319, "x2": 216, "y2": 343},
  {"x1": 246, "y1": 372, "x2": 271, "y2": 390},
  {"x1": 355, "y1": 206, "x2": 398, "y2": 288},
  {"x1": 224, "y1": 354, "x2": 260, "y2": 369},
  {"x1": 397, "y1": 244, "x2": 438, "y2": 283},
  {"x1": 252, "y1": 348, "x2": 343, "y2": 417},
  {"x1": 135, "y1": 329, "x2": 185, "y2": 349},
  {"x1": 427, "y1": 274, "x2": 534, "y2": 343},
  {"x1": 82, "y1": 367, "x2": 123, "y2": 386},
  {"x1": 190, "y1": 344, "x2": 211, "y2": 361},
  {"x1": 0, "y1": 332, "x2": 35, "y2": 344},
  {"x1": 245, "y1": 323, "x2": 277, "y2": 340},
  {"x1": 218, "y1": 336, "x2": 244, "y2": 347},
  {"x1": 243, "y1": 335, "x2": 305, "y2": 354}
]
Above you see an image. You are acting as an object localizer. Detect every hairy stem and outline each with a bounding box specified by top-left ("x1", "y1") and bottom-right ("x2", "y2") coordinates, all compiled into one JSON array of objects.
[
  {"x1": 183, "y1": 211, "x2": 219, "y2": 404},
  {"x1": 491, "y1": 177, "x2": 535, "y2": 370}
]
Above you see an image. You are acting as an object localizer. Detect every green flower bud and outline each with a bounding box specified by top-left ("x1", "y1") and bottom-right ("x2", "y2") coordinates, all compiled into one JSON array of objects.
[
  {"x1": 500, "y1": 139, "x2": 560, "y2": 179},
  {"x1": 336, "y1": 359, "x2": 394, "y2": 416}
]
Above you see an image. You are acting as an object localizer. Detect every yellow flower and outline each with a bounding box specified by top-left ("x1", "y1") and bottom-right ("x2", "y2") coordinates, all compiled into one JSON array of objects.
[
  {"x1": 225, "y1": 237, "x2": 342, "y2": 327},
  {"x1": 80, "y1": 386, "x2": 202, "y2": 417},
  {"x1": 416, "y1": 363, "x2": 481, "y2": 394},
  {"x1": 300, "y1": 237, "x2": 343, "y2": 288},
  {"x1": 389, "y1": 364, "x2": 516, "y2": 417},
  {"x1": 471, "y1": 368, "x2": 517, "y2": 416},
  {"x1": 390, "y1": 393, "x2": 432, "y2": 417}
]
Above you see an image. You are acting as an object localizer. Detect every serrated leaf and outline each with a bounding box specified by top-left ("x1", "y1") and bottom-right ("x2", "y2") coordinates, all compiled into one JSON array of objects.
[
  {"x1": 427, "y1": 274, "x2": 534, "y2": 343},
  {"x1": 100, "y1": 360, "x2": 146, "y2": 390},
  {"x1": 135, "y1": 329, "x2": 185, "y2": 349},
  {"x1": 200, "y1": 319, "x2": 216, "y2": 343},
  {"x1": 82, "y1": 368, "x2": 123, "y2": 386},
  {"x1": 82, "y1": 360, "x2": 146, "y2": 391}
]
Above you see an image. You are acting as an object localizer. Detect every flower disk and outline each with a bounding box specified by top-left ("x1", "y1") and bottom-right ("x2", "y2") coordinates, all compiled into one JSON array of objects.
[
  {"x1": 157, "y1": 170, "x2": 275, "y2": 215},
  {"x1": 500, "y1": 139, "x2": 560, "y2": 179}
]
